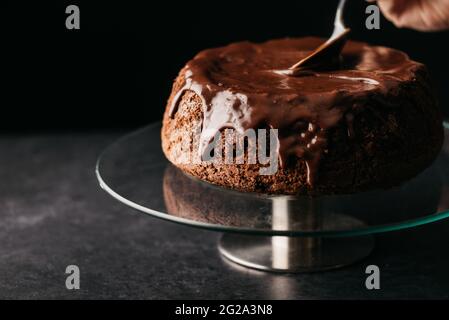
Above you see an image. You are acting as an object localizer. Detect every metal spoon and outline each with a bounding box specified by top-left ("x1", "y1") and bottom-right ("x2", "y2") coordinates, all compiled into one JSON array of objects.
[{"x1": 289, "y1": 0, "x2": 350, "y2": 72}]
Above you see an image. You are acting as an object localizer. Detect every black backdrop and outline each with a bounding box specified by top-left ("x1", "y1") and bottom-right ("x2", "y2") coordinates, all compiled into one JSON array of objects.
[{"x1": 3, "y1": 0, "x2": 449, "y2": 131}]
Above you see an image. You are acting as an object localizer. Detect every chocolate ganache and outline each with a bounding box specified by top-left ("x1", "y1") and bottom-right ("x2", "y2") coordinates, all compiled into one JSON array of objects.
[{"x1": 168, "y1": 37, "x2": 422, "y2": 186}]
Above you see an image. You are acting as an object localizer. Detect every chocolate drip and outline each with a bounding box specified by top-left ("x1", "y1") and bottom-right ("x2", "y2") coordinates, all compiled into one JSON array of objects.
[
  {"x1": 345, "y1": 113, "x2": 355, "y2": 139},
  {"x1": 169, "y1": 37, "x2": 420, "y2": 186}
]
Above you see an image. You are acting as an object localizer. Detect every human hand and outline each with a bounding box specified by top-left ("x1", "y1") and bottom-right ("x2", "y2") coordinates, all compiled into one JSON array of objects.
[{"x1": 370, "y1": 0, "x2": 449, "y2": 31}]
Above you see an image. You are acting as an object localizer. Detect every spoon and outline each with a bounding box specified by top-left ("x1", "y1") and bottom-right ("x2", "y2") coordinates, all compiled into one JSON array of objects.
[{"x1": 289, "y1": 0, "x2": 350, "y2": 73}]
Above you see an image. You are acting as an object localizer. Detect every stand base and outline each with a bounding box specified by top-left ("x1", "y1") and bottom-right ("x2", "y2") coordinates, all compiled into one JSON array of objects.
[{"x1": 219, "y1": 233, "x2": 374, "y2": 273}]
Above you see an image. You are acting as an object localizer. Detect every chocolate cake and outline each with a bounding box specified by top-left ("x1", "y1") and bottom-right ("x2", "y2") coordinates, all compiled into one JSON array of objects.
[{"x1": 161, "y1": 37, "x2": 443, "y2": 195}]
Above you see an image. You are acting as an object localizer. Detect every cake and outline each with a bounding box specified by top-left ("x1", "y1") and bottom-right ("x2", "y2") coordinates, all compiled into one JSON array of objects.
[{"x1": 161, "y1": 37, "x2": 443, "y2": 195}]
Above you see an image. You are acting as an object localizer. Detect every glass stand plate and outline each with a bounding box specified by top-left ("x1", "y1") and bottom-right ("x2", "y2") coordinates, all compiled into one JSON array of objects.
[{"x1": 96, "y1": 122, "x2": 449, "y2": 272}]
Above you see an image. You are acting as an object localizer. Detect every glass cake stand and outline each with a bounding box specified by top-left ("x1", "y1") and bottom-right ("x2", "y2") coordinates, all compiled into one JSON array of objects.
[{"x1": 96, "y1": 122, "x2": 449, "y2": 273}]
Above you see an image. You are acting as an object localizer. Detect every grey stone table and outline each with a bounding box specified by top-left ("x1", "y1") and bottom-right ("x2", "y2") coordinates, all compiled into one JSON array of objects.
[{"x1": 1, "y1": 131, "x2": 449, "y2": 299}]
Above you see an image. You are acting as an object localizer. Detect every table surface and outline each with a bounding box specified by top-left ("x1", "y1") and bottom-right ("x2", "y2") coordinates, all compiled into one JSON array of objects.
[{"x1": 1, "y1": 131, "x2": 449, "y2": 299}]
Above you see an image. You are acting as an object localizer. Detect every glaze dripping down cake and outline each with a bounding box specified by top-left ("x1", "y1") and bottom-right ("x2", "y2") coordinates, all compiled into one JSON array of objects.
[{"x1": 161, "y1": 37, "x2": 443, "y2": 195}]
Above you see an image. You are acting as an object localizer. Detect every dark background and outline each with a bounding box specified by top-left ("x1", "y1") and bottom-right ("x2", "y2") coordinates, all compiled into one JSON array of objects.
[{"x1": 3, "y1": 0, "x2": 449, "y2": 131}]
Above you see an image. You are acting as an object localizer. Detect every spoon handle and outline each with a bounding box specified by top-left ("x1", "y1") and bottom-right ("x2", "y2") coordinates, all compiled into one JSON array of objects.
[{"x1": 331, "y1": 0, "x2": 348, "y2": 40}]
